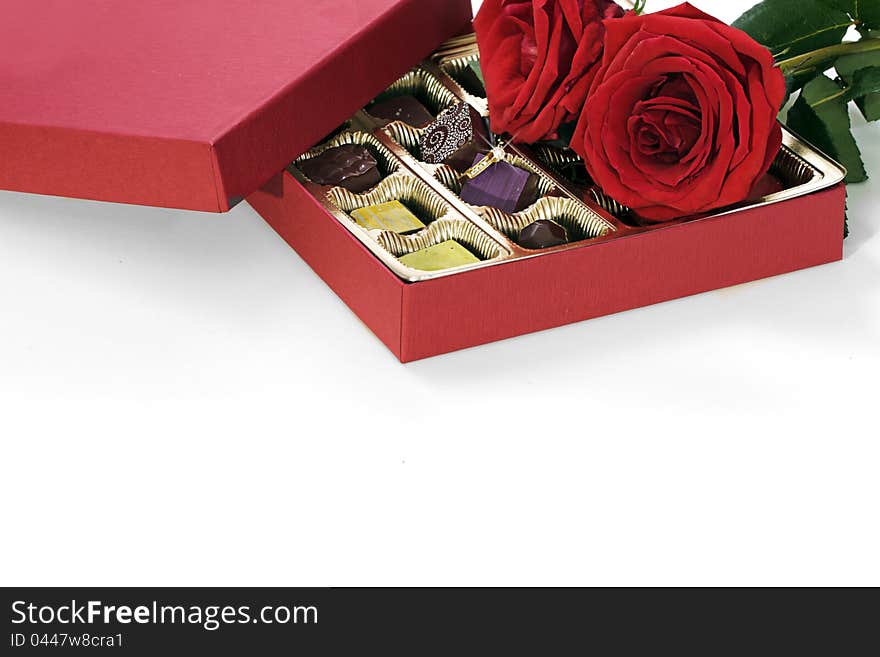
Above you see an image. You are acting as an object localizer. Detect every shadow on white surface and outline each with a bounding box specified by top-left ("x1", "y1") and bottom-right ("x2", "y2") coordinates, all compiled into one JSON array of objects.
[
  {"x1": 846, "y1": 112, "x2": 880, "y2": 255},
  {"x1": 1, "y1": 180, "x2": 878, "y2": 407}
]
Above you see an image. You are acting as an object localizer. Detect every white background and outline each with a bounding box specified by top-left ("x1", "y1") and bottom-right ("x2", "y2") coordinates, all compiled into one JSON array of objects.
[{"x1": 1, "y1": 0, "x2": 877, "y2": 586}]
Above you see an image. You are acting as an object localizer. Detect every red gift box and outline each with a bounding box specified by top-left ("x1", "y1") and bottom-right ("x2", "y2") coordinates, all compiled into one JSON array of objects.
[
  {"x1": 249, "y1": 132, "x2": 845, "y2": 362},
  {"x1": 0, "y1": 0, "x2": 472, "y2": 211},
  {"x1": 1, "y1": 1, "x2": 847, "y2": 362}
]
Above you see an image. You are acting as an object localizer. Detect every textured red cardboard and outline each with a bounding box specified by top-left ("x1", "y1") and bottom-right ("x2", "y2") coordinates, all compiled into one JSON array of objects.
[
  {"x1": 0, "y1": 0, "x2": 473, "y2": 211},
  {"x1": 248, "y1": 170, "x2": 846, "y2": 362}
]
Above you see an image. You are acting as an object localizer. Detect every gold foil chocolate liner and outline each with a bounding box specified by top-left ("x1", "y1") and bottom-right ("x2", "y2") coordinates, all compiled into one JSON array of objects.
[
  {"x1": 293, "y1": 130, "x2": 401, "y2": 184},
  {"x1": 327, "y1": 172, "x2": 452, "y2": 231},
  {"x1": 524, "y1": 145, "x2": 625, "y2": 220},
  {"x1": 771, "y1": 146, "x2": 820, "y2": 188},
  {"x1": 302, "y1": 163, "x2": 509, "y2": 282},
  {"x1": 530, "y1": 144, "x2": 585, "y2": 172},
  {"x1": 364, "y1": 67, "x2": 460, "y2": 123},
  {"x1": 433, "y1": 32, "x2": 480, "y2": 59},
  {"x1": 378, "y1": 217, "x2": 506, "y2": 264},
  {"x1": 431, "y1": 34, "x2": 489, "y2": 115},
  {"x1": 382, "y1": 120, "x2": 426, "y2": 159},
  {"x1": 376, "y1": 126, "x2": 609, "y2": 246},
  {"x1": 588, "y1": 187, "x2": 632, "y2": 219},
  {"x1": 480, "y1": 196, "x2": 614, "y2": 247},
  {"x1": 437, "y1": 56, "x2": 489, "y2": 116}
]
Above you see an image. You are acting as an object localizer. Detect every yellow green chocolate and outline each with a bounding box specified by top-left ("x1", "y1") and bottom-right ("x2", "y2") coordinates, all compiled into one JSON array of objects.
[
  {"x1": 350, "y1": 200, "x2": 426, "y2": 234},
  {"x1": 399, "y1": 240, "x2": 480, "y2": 271}
]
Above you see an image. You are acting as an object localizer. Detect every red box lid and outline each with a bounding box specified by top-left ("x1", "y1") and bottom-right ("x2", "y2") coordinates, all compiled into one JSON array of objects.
[{"x1": 0, "y1": 0, "x2": 472, "y2": 212}]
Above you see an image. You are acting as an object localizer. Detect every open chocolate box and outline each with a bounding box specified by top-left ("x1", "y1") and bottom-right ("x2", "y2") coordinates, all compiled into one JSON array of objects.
[
  {"x1": 0, "y1": 2, "x2": 846, "y2": 363},
  {"x1": 249, "y1": 33, "x2": 846, "y2": 361}
]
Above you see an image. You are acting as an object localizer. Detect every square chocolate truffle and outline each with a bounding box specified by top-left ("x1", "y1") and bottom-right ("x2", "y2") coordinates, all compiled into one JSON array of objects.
[
  {"x1": 368, "y1": 95, "x2": 435, "y2": 128},
  {"x1": 517, "y1": 219, "x2": 569, "y2": 250},
  {"x1": 460, "y1": 155, "x2": 539, "y2": 213},
  {"x1": 399, "y1": 240, "x2": 480, "y2": 271},
  {"x1": 350, "y1": 200, "x2": 426, "y2": 234},
  {"x1": 298, "y1": 144, "x2": 381, "y2": 193}
]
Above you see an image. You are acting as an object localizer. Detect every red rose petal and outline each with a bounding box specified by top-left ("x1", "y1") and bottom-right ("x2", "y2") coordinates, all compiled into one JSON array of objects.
[{"x1": 573, "y1": 3, "x2": 785, "y2": 222}]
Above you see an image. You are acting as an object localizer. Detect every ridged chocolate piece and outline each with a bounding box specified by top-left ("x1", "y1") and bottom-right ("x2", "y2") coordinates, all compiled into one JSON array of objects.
[
  {"x1": 420, "y1": 102, "x2": 489, "y2": 173},
  {"x1": 299, "y1": 145, "x2": 381, "y2": 193},
  {"x1": 517, "y1": 219, "x2": 569, "y2": 250},
  {"x1": 368, "y1": 95, "x2": 435, "y2": 128},
  {"x1": 460, "y1": 155, "x2": 539, "y2": 213}
]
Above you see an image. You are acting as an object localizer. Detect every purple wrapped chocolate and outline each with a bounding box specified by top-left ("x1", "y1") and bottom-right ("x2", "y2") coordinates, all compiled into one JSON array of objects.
[{"x1": 460, "y1": 155, "x2": 539, "y2": 213}]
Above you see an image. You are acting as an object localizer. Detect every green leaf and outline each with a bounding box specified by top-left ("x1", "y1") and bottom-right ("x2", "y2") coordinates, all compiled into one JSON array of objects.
[
  {"x1": 785, "y1": 66, "x2": 821, "y2": 100},
  {"x1": 843, "y1": 66, "x2": 880, "y2": 101},
  {"x1": 809, "y1": 66, "x2": 880, "y2": 106},
  {"x1": 787, "y1": 75, "x2": 867, "y2": 182},
  {"x1": 835, "y1": 50, "x2": 880, "y2": 75},
  {"x1": 836, "y1": 51, "x2": 880, "y2": 120},
  {"x1": 817, "y1": 1, "x2": 880, "y2": 30},
  {"x1": 733, "y1": 0, "x2": 854, "y2": 58},
  {"x1": 855, "y1": 93, "x2": 880, "y2": 121}
]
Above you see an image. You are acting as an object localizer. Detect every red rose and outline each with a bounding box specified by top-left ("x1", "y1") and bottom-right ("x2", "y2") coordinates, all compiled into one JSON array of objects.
[
  {"x1": 474, "y1": 0, "x2": 625, "y2": 143},
  {"x1": 571, "y1": 3, "x2": 786, "y2": 222}
]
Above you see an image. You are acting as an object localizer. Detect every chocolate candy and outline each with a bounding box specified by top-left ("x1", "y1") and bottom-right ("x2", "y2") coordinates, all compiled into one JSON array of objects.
[
  {"x1": 299, "y1": 145, "x2": 381, "y2": 193},
  {"x1": 399, "y1": 240, "x2": 480, "y2": 271},
  {"x1": 420, "y1": 102, "x2": 489, "y2": 173},
  {"x1": 517, "y1": 219, "x2": 569, "y2": 250},
  {"x1": 368, "y1": 95, "x2": 434, "y2": 128},
  {"x1": 460, "y1": 155, "x2": 539, "y2": 213},
  {"x1": 457, "y1": 60, "x2": 486, "y2": 97},
  {"x1": 350, "y1": 200, "x2": 426, "y2": 234}
]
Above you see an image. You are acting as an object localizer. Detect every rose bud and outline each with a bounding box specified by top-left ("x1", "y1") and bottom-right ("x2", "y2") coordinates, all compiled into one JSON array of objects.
[
  {"x1": 571, "y1": 3, "x2": 787, "y2": 223},
  {"x1": 474, "y1": 0, "x2": 625, "y2": 144}
]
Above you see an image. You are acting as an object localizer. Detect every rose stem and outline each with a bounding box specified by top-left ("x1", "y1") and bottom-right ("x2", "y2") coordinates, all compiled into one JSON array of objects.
[{"x1": 777, "y1": 37, "x2": 880, "y2": 75}]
